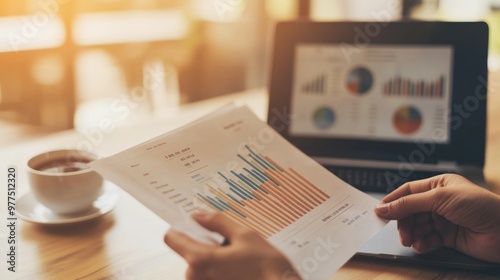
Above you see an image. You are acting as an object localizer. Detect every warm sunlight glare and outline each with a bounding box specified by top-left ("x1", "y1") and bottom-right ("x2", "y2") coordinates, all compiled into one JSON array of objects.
[
  {"x1": 0, "y1": 16, "x2": 65, "y2": 52},
  {"x1": 73, "y1": 10, "x2": 188, "y2": 46}
]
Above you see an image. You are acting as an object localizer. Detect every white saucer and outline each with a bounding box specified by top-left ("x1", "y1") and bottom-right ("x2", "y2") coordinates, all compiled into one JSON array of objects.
[{"x1": 16, "y1": 182, "x2": 120, "y2": 225}]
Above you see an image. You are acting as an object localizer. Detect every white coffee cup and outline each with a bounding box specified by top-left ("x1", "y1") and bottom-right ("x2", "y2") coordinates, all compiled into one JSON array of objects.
[{"x1": 26, "y1": 149, "x2": 104, "y2": 214}]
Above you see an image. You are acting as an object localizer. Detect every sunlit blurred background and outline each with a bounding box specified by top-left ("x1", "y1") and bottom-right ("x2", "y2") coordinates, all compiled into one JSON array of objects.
[{"x1": 0, "y1": 0, "x2": 499, "y2": 138}]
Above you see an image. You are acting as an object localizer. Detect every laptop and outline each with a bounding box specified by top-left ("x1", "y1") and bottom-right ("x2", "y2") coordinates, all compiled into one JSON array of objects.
[{"x1": 267, "y1": 21, "x2": 500, "y2": 271}]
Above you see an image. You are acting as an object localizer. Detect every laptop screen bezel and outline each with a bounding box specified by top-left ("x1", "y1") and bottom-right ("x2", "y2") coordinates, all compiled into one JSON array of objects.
[{"x1": 267, "y1": 21, "x2": 488, "y2": 167}]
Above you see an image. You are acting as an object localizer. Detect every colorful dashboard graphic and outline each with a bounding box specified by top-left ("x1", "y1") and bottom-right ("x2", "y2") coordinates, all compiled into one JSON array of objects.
[
  {"x1": 290, "y1": 44, "x2": 453, "y2": 143},
  {"x1": 392, "y1": 105, "x2": 423, "y2": 135},
  {"x1": 347, "y1": 67, "x2": 373, "y2": 95}
]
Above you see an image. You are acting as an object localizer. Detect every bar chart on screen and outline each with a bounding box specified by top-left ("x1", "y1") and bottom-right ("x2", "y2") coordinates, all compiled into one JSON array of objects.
[
  {"x1": 382, "y1": 75, "x2": 446, "y2": 98},
  {"x1": 301, "y1": 74, "x2": 327, "y2": 95}
]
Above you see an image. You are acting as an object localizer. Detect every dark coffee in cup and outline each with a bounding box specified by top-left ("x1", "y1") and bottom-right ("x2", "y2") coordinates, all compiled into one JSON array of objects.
[
  {"x1": 34, "y1": 158, "x2": 91, "y2": 173},
  {"x1": 27, "y1": 150, "x2": 104, "y2": 214}
]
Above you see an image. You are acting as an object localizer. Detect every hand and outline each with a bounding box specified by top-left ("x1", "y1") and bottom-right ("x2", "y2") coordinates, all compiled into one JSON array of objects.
[
  {"x1": 375, "y1": 174, "x2": 500, "y2": 263},
  {"x1": 164, "y1": 210, "x2": 300, "y2": 280}
]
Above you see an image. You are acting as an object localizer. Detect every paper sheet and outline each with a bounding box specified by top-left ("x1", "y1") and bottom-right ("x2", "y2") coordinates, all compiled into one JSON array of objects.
[{"x1": 90, "y1": 106, "x2": 388, "y2": 279}]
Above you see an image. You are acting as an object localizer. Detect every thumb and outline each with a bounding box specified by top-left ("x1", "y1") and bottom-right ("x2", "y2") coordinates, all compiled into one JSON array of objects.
[
  {"x1": 375, "y1": 191, "x2": 437, "y2": 220},
  {"x1": 192, "y1": 210, "x2": 242, "y2": 238}
]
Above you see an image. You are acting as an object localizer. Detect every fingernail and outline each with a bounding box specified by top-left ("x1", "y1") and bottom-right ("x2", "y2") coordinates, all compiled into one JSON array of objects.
[
  {"x1": 164, "y1": 229, "x2": 179, "y2": 242},
  {"x1": 166, "y1": 228, "x2": 178, "y2": 234},
  {"x1": 413, "y1": 241, "x2": 423, "y2": 254},
  {"x1": 192, "y1": 209, "x2": 211, "y2": 221},
  {"x1": 400, "y1": 236, "x2": 411, "y2": 247},
  {"x1": 375, "y1": 203, "x2": 389, "y2": 215}
]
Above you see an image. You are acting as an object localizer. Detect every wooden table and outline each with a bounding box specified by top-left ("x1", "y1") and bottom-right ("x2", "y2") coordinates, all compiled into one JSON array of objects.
[{"x1": 1, "y1": 76, "x2": 499, "y2": 279}]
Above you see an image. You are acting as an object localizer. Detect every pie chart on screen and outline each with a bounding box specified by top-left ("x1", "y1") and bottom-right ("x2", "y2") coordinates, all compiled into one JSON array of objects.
[
  {"x1": 393, "y1": 105, "x2": 423, "y2": 135},
  {"x1": 346, "y1": 67, "x2": 373, "y2": 95},
  {"x1": 313, "y1": 107, "x2": 335, "y2": 129}
]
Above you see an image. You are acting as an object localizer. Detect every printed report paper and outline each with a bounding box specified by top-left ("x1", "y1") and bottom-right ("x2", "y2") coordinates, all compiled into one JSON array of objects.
[{"x1": 90, "y1": 106, "x2": 388, "y2": 279}]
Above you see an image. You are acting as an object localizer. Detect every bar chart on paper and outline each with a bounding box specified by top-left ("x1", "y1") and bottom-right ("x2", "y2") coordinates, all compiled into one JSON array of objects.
[{"x1": 197, "y1": 146, "x2": 330, "y2": 237}]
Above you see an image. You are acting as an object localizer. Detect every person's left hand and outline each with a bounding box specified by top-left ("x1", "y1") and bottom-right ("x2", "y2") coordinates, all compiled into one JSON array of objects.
[{"x1": 164, "y1": 210, "x2": 300, "y2": 280}]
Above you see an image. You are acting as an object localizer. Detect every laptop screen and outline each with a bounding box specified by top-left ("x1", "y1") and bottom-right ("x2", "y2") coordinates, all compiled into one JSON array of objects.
[
  {"x1": 268, "y1": 22, "x2": 487, "y2": 166},
  {"x1": 290, "y1": 44, "x2": 453, "y2": 144}
]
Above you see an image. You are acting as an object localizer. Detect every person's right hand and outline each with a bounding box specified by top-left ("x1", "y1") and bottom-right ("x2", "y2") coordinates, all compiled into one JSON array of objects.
[{"x1": 375, "y1": 174, "x2": 500, "y2": 263}]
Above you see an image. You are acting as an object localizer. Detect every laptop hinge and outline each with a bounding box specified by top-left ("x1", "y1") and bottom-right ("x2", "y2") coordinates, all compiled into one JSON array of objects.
[
  {"x1": 314, "y1": 157, "x2": 462, "y2": 172},
  {"x1": 437, "y1": 161, "x2": 458, "y2": 169}
]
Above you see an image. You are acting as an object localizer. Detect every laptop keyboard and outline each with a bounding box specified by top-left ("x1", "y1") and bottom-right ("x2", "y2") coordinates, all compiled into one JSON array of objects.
[{"x1": 325, "y1": 165, "x2": 445, "y2": 193}]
